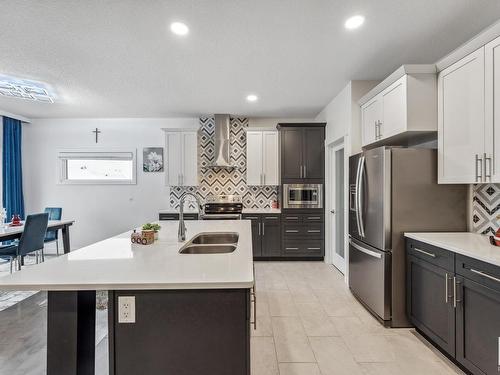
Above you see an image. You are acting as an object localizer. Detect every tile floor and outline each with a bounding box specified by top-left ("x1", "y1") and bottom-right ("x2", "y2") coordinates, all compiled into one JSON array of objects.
[{"x1": 0, "y1": 261, "x2": 465, "y2": 375}]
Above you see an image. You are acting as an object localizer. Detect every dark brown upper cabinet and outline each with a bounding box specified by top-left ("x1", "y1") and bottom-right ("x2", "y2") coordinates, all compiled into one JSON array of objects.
[{"x1": 278, "y1": 123, "x2": 326, "y2": 183}]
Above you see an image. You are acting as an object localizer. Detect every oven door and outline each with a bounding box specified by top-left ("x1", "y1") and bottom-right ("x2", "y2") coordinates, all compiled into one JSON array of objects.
[{"x1": 283, "y1": 184, "x2": 323, "y2": 209}]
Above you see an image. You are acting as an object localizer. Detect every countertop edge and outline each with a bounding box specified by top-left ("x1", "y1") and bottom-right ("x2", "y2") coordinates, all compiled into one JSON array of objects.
[{"x1": 404, "y1": 232, "x2": 500, "y2": 268}]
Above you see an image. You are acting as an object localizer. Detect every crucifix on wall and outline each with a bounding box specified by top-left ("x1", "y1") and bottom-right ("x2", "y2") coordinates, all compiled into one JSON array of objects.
[{"x1": 92, "y1": 128, "x2": 101, "y2": 143}]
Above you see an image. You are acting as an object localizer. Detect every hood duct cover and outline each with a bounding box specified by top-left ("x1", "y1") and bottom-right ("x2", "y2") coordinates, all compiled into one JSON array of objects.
[{"x1": 210, "y1": 114, "x2": 235, "y2": 168}]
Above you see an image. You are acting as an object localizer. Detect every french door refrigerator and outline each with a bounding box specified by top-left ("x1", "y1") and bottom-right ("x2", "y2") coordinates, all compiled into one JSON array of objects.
[{"x1": 348, "y1": 146, "x2": 467, "y2": 327}]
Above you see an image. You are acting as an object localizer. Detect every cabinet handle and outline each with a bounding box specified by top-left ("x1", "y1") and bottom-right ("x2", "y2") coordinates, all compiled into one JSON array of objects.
[
  {"x1": 445, "y1": 273, "x2": 449, "y2": 303},
  {"x1": 304, "y1": 165, "x2": 307, "y2": 178},
  {"x1": 263, "y1": 173, "x2": 266, "y2": 185},
  {"x1": 307, "y1": 217, "x2": 321, "y2": 220},
  {"x1": 300, "y1": 165, "x2": 303, "y2": 178},
  {"x1": 262, "y1": 222, "x2": 265, "y2": 236},
  {"x1": 307, "y1": 247, "x2": 321, "y2": 250},
  {"x1": 476, "y1": 154, "x2": 483, "y2": 182},
  {"x1": 453, "y1": 277, "x2": 462, "y2": 308},
  {"x1": 484, "y1": 153, "x2": 492, "y2": 181},
  {"x1": 307, "y1": 230, "x2": 321, "y2": 233},
  {"x1": 286, "y1": 230, "x2": 299, "y2": 233},
  {"x1": 245, "y1": 216, "x2": 259, "y2": 220},
  {"x1": 470, "y1": 268, "x2": 500, "y2": 283},
  {"x1": 250, "y1": 286, "x2": 257, "y2": 330},
  {"x1": 286, "y1": 216, "x2": 299, "y2": 220},
  {"x1": 265, "y1": 216, "x2": 278, "y2": 220},
  {"x1": 286, "y1": 247, "x2": 299, "y2": 250},
  {"x1": 413, "y1": 247, "x2": 436, "y2": 258}
]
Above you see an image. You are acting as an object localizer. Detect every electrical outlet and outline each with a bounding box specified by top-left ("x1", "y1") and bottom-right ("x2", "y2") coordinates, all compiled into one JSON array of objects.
[{"x1": 118, "y1": 296, "x2": 136, "y2": 323}]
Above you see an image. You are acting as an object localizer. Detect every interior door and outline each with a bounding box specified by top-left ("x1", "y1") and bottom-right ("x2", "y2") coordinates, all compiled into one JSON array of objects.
[
  {"x1": 330, "y1": 145, "x2": 346, "y2": 273},
  {"x1": 438, "y1": 47, "x2": 485, "y2": 183},
  {"x1": 362, "y1": 98, "x2": 381, "y2": 146},
  {"x1": 166, "y1": 132, "x2": 181, "y2": 186},
  {"x1": 182, "y1": 132, "x2": 198, "y2": 186},
  {"x1": 281, "y1": 128, "x2": 303, "y2": 180},
  {"x1": 358, "y1": 147, "x2": 391, "y2": 251},
  {"x1": 262, "y1": 131, "x2": 279, "y2": 185},
  {"x1": 303, "y1": 128, "x2": 324, "y2": 180},
  {"x1": 246, "y1": 131, "x2": 263, "y2": 185}
]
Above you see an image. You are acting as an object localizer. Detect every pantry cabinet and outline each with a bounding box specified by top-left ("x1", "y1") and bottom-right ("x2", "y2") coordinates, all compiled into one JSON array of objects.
[
  {"x1": 485, "y1": 35, "x2": 500, "y2": 183},
  {"x1": 164, "y1": 129, "x2": 198, "y2": 186},
  {"x1": 246, "y1": 130, "x2": 279, "y2": 186},
  {"x1": 360, "y1": 66, "x2": 437, "y2": 148}
]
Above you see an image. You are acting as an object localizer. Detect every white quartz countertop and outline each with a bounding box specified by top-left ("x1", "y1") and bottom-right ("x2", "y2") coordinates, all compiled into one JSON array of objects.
[
  {"x1": 404, "y1": 232, "x2": 500, "y2": 268},
  {"x1": 242, "y1": 208, "x2": 281, "y2": 214},
  {"x1": 159, "y1": 208, "x2": 199, "y2": 214},
  {"x1": 0, "y1": 220, "x2": 254, "y2": 291}
]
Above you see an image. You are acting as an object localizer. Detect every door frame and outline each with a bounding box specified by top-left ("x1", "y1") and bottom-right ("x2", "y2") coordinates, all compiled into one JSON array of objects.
[{"x1": 325, "y1": 136, "x2": 349, "y2": 276}]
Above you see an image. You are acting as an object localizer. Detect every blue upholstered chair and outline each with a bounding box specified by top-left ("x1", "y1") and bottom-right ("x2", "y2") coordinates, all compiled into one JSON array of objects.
[
  {"x1": 0, "y1": 213, "x2": 49, "y2": 272},
  {"x1": 44, "y1": 207, "x2": 62, "y2": 256},
  {"x1": 0, "y1": 244, "x2": 18, "y2": 274}
]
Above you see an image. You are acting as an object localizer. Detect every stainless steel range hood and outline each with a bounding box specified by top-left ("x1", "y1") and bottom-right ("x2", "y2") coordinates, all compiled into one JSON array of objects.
[{"x1": 210, "y1": 114, "x2": 235, "y2": 169}]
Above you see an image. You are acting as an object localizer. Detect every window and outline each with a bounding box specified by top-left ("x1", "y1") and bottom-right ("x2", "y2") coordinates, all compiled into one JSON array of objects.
[{"x1": 58, "y1": 150, "x2": 136, "y2": 184}]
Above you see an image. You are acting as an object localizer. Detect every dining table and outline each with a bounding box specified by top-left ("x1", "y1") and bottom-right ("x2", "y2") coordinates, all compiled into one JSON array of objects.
[{"x1": 0, "y1": 219, "x2": 75, "y2": 253}]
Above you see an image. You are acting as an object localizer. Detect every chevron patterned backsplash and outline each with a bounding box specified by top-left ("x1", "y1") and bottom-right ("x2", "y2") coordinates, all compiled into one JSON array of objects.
[
  {"x1": 169, "y1": 117, "x2": 279, "y2": 210},
  {"x1": 472, "y1": 183, "x2": 500, "y2": 234}
]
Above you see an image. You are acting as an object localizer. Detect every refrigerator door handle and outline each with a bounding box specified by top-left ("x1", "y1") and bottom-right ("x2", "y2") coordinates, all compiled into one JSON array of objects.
[
  {"x1": 357, "y1": 155, "x2": 366, "y2": 237},
  {"x1": 354, "y1": 157, "x2": 363, "y2": 237},
  {"x1": 349, "y1": 239, "x2": 382, "y2": 259}
]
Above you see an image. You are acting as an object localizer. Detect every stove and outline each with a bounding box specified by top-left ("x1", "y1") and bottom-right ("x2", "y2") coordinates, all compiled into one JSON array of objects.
[{"x1": 202, "y1": 195, "x2": 243, "y2": 220}]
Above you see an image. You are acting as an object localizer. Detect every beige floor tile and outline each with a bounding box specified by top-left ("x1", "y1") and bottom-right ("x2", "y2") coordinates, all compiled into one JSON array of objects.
[
  {"x1": 309, "y1": 336, "x2": 364, "y2": 375},
  {"x1": 278, "y1": 363, "x2": 321, "y2": 375},
  {"x1": 251, "y1": 337, "x2": 279, "y2": 375},
  {"x1": 267, "y1": 290, "x2": 298, "y2": 317},
  {"x1": 271, "y1": 317, "x2": 316, "y2": 363},
  {"x1": 296, "y1": 302, "x2": 338, "y2": 337},
  {"x1": 342, "y1": 334, "x2": 396, "y2": 362},
  {"x1": 252, "y1": 314, "x2": 273, "y2": 337},
  {"x1": 314, "y1": 291, "x2": 356, "y2": 317}
]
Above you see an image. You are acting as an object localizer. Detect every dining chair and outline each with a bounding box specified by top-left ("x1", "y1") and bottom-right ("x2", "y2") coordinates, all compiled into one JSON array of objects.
[
  {"x1": 0, "y1": 244, "x2": 18, "y2": 274},
  {"x1": 44, "y1": 207, "x2": 62, "y2": 256},
  {"x1": 14, "y1": 213, "x2": 49, "y2": 271}
]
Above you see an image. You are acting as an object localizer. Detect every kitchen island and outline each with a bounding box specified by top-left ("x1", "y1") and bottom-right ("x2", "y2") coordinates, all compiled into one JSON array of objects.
[{"x1": 0, "y1": 220, "x2": 254, "y2": 375}]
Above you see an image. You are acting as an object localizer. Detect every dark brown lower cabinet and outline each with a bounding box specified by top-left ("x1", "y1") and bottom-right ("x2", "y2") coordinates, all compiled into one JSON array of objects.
[
  {"x1": 406, "y1": 255, "x2": 455, "y2": 356},
  {"x1": 109, "y1": 289, "x2": 250, "y2": 375},
  {"x1": 456, "y1": 276, "x2": 500, "y2": 375},
  {"x1": 242, "y1": 214, "x2": 281, "y2": 258},
  {"x1": 406, "y1": 238, "x2": 500, "y2": 375}
]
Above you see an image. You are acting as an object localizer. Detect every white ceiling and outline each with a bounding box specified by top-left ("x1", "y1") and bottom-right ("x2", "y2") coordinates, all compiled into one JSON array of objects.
[{"x1": 1, "y1": 0, "x2": 500, "y2": 119}]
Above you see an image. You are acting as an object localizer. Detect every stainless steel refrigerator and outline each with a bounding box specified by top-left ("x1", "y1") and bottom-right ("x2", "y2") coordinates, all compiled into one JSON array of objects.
[{"x1": 349, "y1": 146, "x2": 467, "y2": 327}]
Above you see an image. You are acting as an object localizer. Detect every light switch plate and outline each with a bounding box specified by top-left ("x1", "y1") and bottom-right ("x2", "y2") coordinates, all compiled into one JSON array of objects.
[{"x1": 118, "y1": 296, "x2": 136, "y2": 323}]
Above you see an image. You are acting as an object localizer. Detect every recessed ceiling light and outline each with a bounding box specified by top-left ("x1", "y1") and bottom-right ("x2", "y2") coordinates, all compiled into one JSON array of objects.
[
  {"x1": 344, "y1": 15, "x2": 365, "y2": 30},
  {"x1": 246, "y1": 94, "x2": 258, "y2": 102},
  {"x1": 170, "y1": 22, "x2": 189, "y2": 36}
]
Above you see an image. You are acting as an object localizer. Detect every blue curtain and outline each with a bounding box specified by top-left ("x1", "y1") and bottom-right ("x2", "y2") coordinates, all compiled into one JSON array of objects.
[{"x1": 2, "y1": 116, "x2": 24, "y2": 220}]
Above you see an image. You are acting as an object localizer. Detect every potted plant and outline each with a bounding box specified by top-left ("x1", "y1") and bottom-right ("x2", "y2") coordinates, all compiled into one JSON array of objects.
[{"x1": 142, "y1": 223, "x2": 161, "y2": 240}]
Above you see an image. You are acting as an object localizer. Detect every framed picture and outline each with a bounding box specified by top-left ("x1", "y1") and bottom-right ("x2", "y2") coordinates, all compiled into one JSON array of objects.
[{"x1": 143, "y1": 147, "x2": 164, "y2": 172}]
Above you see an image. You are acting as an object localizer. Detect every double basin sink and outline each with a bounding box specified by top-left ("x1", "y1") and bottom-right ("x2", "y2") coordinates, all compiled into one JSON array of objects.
[{"x1": 179, "y1": 232, "x2": 239, "y2": 254}]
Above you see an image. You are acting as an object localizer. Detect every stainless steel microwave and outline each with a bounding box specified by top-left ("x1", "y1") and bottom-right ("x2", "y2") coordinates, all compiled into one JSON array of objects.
[{"x1": 283, "y1": 184, "x2": 323, "y2": 209}]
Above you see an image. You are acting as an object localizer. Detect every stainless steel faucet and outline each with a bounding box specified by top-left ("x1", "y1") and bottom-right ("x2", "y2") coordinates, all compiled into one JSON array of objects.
[{"x1": 178, "y1": 193, "x2": 203, "y2": 242}]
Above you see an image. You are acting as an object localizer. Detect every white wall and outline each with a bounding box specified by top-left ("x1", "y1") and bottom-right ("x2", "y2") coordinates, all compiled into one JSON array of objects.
[{"x1": 23, "y1": 117, "x2": 198, "y2": 249}]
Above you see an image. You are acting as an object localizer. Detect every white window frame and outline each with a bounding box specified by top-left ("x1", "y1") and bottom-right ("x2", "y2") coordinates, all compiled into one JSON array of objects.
[{"x1": 57, "y1": 148, "x2": 137, "y2": 185}]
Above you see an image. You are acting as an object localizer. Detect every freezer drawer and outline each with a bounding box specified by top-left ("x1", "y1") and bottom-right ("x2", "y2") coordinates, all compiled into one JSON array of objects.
[{"x1": 349, "y1": 237, "x2": 391, "y2": 321}]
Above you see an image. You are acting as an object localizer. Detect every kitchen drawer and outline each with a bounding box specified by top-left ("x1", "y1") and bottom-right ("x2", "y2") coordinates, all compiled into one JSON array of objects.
[
  {"x1": 159, "y1": 213, "x2": 198, "y2": 221},
  {"x1": 282, "y1": 214, "x2": 301, "y2": 223},
  {"x1": 283, "y1": 241, "x2": 324, "y2": 257},
  {"x1": 282, "y1": 213, "x2": 324, "y2": 223},
  {"x1": 406, "y1": 239, "x2": 454, "y2": 272},
  {"x1": 283, "y1": 224, "x2": 323, "y2": 238},
  {"x1": 456, "y1": 254, "x2": 500, "y2": 293},
  {"x1": 262, "y1": 215, "x2": 281, "y2": 224}
]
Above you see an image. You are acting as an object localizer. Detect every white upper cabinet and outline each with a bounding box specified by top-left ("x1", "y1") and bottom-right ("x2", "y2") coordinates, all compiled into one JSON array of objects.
[
  {"x1": 164, "y1": 129, "x2": 198, "y2": 186},
  {"x1": 438, "y1": 48, "x2": 485, "y2": 183},
  {"x1": 485, "y1": 35, "x2": 500, "y2": 183},
  {"x1": 246, "y1": 130, "x2": 279, "y2": 186},
  {"x1": 359, "y1": 65, "x2": 437, "y2": 147}
]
